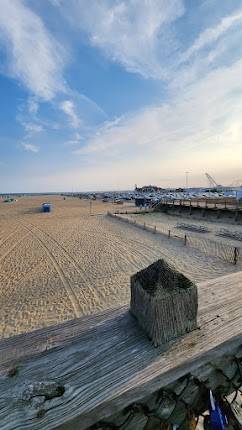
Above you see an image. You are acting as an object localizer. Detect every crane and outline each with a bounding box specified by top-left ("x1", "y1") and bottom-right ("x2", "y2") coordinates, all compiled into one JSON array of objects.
[{"x1": 205, "y1": 173, "x2": 218, "y2": 189}]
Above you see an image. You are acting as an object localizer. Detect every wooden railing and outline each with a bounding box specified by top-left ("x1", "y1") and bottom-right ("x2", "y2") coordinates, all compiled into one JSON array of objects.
[
  {"x1": 0, "y1": 271, "x2": 241, "y2": 429},
  {"x1": 156, "y1": 198, "x2": 242, "y2": 212}
]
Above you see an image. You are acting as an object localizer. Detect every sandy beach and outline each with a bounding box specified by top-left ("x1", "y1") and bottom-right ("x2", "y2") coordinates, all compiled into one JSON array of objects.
[
  {"x1": 126, "y1": 210, "x2": 242, "y2": 248},
  {"x1": 0, "y1": 195, "x2": 240, "y2": 338}
]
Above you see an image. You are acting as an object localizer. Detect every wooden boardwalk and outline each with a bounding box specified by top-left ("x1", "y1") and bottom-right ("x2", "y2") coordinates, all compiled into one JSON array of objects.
[
  {"x1": 157, "y1": 198, "x2": 242, "y2": 216},
  {"x1": 0, "y1": 271, "x2": 241, "y2": 429}
]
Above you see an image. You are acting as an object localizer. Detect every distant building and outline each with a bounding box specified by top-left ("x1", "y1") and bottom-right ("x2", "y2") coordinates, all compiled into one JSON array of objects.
[{"x1": 135, "y1": 185, "x2": 163, "y2": 193}]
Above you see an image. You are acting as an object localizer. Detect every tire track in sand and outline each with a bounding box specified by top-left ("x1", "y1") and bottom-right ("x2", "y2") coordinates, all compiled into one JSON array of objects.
[
  {"x1": 0, "y1": 232, "x2": 30, "y2": 263},
  {"x1": 102, "y1": 218, "x2": 154, "y2": 271},
  {"x1": 0, "y1": 226, "x2": 20, "y2": 248},
  {"x1": 26, "y1": 221, "x2": 100, "y2": 303},
  {"x1": 21, "y1": 221, "x2": 103, "y2": 316},
  {"x1": 21, "y1": 224, "x2": 81, "y2": 318}
]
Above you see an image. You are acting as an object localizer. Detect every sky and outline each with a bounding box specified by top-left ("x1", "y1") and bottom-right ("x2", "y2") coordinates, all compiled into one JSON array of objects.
[{"x1": 0, "y1": 0, "x2": 242, "y2": 192}]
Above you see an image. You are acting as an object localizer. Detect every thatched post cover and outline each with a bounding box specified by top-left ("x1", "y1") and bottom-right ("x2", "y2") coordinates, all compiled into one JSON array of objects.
[{"x1": 130, "y1": 259, "x2": 198, "y2": 346}]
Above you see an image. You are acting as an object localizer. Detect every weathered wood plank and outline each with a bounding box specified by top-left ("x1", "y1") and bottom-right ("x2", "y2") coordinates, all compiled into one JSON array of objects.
[
  {"x1": 0, "y1": 271, "x2": 241, "y2": 430},
  {"x1": 0, "y1": 306, "x2": 125, "y2": 369}
]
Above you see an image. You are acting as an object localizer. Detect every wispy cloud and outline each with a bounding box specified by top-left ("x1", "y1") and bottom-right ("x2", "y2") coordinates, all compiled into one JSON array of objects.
[
  {"x1": 60, "y1": 100, "x2": 82, "y2": 128},
  {"x1": 27, "y1": 97, "x2": 39, "y2": 115},
  {"x1": 52, "y1": 1, "x2": 242, "y2": 92},
  {"x1": 16, "y1": 102, "x2": 45, "y2": 140},
  {"x1": 23, "y1": 122, "x2": 43, "y2": 135},
  {"x1": 180, "y1": 9, "x2": 242, "y2": 64},
  {"x1": 74, "y1": 57, "x2": 242, "y2": 183},
  {"x1": 21, "y1": 142, "x2": 40, "y2": 153},
  {"x1": 167, "y1": 7, "x2": 242, "y2": 91},
  {"x1": 2, "y1": 1, "x2": 242, "y2": 190},
  {"x1": 0, "y1": 0, "x2": 66, "y2": 100},
  {"x1": 56, "y1": 0, "x2": 184, "y2": 79},
  {"x1": 64, "y1": 132, "x2": 82, "y2": 146}
]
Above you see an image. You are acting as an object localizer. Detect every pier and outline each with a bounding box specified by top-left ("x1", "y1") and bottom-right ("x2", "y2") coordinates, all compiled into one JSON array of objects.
[
  {"x1": 155, "y1": 198, "x2": 242, "y2": 222},
  {"x1": 157, "y1": 197, "x2": 242, "y2": 211}
]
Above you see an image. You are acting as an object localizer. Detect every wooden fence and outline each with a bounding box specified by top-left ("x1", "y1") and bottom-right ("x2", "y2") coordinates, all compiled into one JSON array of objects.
[{"x1": 107, "y1": 212, "x2": 241, "y2": 265}]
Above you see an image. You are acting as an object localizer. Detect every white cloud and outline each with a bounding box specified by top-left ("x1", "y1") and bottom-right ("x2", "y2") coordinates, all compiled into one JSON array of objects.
[
  {"x1": 21, "y1": 142, "x2": 40, "y2": 153},
  {"x1": 2, "y1": 1, "x2": 242, "y2": 190},
  {"x1": 0, "y1": 0, "x2": 65, "y2": 100},
  {"x1": 74, "y1": 132, "x2": 81, "y2": 140},
  {"x1": 60, "y1": 100, "x2": 81, "y2": 128},
  {"x1": 180, "y1": 9, "x2": 242, "y2": 64},
  {"x1": 64, "y1": 132, "x2": 82, "y2": 146},
  {"x1": 74, "y1": 58, "x2": 242, "y2": 186},
  {"x1": 52, "y1": 1, "x2": 242, "y2": 91},
  {"x1": 23, "y1": 123, "x2": 43, "y2": 134},
  {"x1": 59, "y1": 0, "x2": 184, "y2": 79},
  {"x1": 28, "y1": 97, "x2": 39, "y2": 115}
]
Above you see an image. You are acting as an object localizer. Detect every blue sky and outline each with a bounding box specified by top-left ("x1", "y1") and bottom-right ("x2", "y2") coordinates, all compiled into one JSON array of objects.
[{"x1": 0, "y1": 0, "x2": 242, "y2": 192}]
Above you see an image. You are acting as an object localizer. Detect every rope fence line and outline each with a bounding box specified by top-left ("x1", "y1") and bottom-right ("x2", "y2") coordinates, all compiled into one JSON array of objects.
[{"x1": 107, "y1": 212, "x2": 242, "y2": 265}]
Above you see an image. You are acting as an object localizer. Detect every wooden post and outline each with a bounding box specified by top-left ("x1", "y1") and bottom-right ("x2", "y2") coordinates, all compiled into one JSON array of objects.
[
  {"x1": 168, "y1": 229, "x2": 171, "y2": 238},
  {"x1": 184, "y1": 234, "x2": 187, "y2": 246},
  {"x1": 234, "y1": 247, "x2": 239, "y2": 265},
  {"x1": 130, "y1": 260, "x2": 198, "y2": 346}
]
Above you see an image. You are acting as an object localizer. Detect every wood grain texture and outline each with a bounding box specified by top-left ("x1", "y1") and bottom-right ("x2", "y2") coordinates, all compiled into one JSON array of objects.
[
  {"x1": 94, "y1": 350, "x2": 242, "y2": 429},
  {"x1": 0, "y1": 271, "x2": 241, "y2": 430}
]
